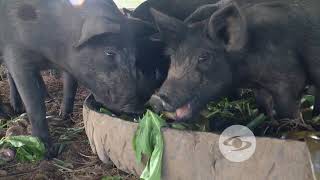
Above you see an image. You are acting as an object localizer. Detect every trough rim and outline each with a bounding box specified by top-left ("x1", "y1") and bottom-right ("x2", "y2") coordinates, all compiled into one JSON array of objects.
[{"x1": 84, "y1": 94, "x2": 311, "y2": 142}]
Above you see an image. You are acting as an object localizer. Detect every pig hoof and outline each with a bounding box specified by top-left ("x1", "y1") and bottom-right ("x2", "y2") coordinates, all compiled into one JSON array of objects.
[{"x1": 44, "y1": 144, "x2": 59, "y2": 159}]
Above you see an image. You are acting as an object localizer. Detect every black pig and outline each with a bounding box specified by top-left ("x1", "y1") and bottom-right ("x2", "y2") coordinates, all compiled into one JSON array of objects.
[
  {"x1": 0, "y1": 0, "x2": 156, "y2": 156},
  {"x1": 150, "y1": 0, "x2": 319, "y2": 123}
]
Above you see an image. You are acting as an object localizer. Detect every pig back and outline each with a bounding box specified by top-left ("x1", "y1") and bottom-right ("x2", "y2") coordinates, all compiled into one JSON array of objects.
[{"x1": 0, "y1": 0, "x2": 123, "y2": 60}]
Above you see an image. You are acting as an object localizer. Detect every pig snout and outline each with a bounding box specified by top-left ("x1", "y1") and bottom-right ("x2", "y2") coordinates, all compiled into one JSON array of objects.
[{"x1": 149, "y1": 94, "x2": 175, "y2": 113}]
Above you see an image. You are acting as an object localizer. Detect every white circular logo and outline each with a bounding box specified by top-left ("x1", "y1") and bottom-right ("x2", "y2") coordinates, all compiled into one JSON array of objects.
[{"x1": 219, "y1": 125, "x2": 256, "y2": 162}]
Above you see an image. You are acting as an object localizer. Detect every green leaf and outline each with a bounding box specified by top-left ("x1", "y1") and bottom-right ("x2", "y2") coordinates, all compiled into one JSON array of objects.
[
  {"x1": 246, "y1": 114, "x2": 267, "y2": 130},
  {"x1": 99, "y1": 108, "x2": 113, "y2": 116},
  {"x1": 171, "y1": 123, "x2": 187, "y2": 130},
  {"x1": 133, "y1": 110, "x2": 166, "y2": 180},
  {"x1": 301, "y1": 95, "x2": 315, "y2": 108},
  {"x1": 0, "y1": 136, "x2": 45, "y2": 163}
]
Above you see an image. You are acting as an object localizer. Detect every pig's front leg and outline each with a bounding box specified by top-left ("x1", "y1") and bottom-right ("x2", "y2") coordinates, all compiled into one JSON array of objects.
[{"x1": 3, "y1": 45, "x2": 54, "y2": 157}]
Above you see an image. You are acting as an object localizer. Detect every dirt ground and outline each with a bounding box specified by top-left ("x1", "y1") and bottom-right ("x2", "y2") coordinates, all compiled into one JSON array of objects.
[{"x1": 0, "y1": 72, "x2": 138, "y2": 180}]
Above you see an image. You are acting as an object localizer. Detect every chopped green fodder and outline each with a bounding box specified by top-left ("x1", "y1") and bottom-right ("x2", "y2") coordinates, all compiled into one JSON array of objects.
[
  {"x1": 0, "y1": 136, "x2": 45, "y2": 163},
  {"x1": 133, "y1": 110, "x2": 166, "y2": 180}
]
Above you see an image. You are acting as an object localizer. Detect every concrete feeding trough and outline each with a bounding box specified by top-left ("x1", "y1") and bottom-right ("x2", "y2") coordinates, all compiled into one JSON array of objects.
[{"x1": 83, "y1": 95, "x2": 316, "y2": 180}]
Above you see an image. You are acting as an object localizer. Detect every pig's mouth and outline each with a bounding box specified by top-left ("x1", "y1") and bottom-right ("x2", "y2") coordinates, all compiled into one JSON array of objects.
[
  {"x1": 149, "y1": 94, "x2": 198, "y2": 121},
  {"x1": 163, "y1": 103, "x2": 193, "y2": 121}
]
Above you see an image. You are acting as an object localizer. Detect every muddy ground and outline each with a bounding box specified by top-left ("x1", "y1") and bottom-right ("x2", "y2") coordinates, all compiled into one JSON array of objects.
[{"x1": 0, "y1": 72, "x2": 138, "y2": 180}]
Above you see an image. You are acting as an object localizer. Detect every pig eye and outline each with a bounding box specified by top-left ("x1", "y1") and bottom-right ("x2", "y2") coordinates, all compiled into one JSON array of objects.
[
  {"x1": 198, "y1": 52, "x2": 211, "y2": 63},
  {"x1": 104, "y1": 49, "x2": 116, "y2": 57}
]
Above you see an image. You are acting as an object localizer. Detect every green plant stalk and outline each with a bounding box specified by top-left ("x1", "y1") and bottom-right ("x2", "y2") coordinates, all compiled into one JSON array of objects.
[{"x1": 246, "y1": 114, "x2": 267, "y2": 130}]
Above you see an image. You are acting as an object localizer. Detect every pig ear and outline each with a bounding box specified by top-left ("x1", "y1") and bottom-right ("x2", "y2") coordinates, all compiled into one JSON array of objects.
[
  {"x1": 208, "y1": 3, "x2": 247, "y2": 52},
  {"x1": 184, "y1": 4, "x2": 220, "y2": 24},
  {"x1": 150, "y1": 8, "x2": 187, "y2": 44},
  {"x1": 122, "y1": 8, "x2": 133, "y2": 17},
  {"x1": 127, "y1": 17, "x2": 157, "y2": 38},
  {"x1": 75, "y1": 17, "x2": 121, "y2": 48}
]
